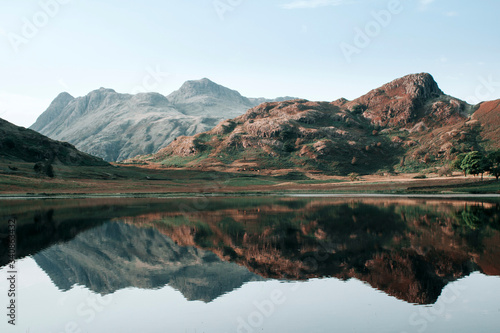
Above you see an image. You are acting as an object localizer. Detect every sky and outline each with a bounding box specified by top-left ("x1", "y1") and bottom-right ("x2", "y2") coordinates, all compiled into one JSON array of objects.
[{"x1": 1, "y1": 0, "x2": 499, "y2": 127}]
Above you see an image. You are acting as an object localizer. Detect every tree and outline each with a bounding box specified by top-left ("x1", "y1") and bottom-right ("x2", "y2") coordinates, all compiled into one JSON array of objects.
[
  {"x1": 488, "y1": 150, "x2": 500, "y2": 181},
  {"x1": 460, "y1": 151, "x2": 488, "y2": 180},
  {"x1": 452, "y1": 153, "x2": 468, "y2": 177}
]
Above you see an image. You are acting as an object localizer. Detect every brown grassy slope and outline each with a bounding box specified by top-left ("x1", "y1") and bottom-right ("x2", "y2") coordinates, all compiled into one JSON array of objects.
[{"x1": 472, "y1": 99, "x2": 500, "y2": 150}]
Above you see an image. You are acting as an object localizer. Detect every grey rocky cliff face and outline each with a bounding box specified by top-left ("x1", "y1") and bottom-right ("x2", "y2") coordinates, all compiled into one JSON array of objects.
[{"x1": 31, "y1": 79, "x2": 296, "y2": 162}]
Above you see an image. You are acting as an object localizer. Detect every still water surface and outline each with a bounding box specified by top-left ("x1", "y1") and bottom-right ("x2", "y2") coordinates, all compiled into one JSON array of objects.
[{"x1": 1, "y1": 196, "x2": 499, "y2": 332}]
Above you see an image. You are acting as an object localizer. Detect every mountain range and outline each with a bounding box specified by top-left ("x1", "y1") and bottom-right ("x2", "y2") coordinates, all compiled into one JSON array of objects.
[
  {"x1": 5, "y1": 72, "x2": 500, "y2": 177},
  {"x1": 30, "y1": 78, "x2": 296, "y2": 162},
  {"x1": 140, "y1": 73, "x2": 500, "y2": 175}
]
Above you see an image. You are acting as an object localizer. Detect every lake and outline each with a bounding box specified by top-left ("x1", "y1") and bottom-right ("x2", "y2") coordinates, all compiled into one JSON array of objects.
[{"x1": 1, "y1": 196, "x2": 500, "y2": 332}]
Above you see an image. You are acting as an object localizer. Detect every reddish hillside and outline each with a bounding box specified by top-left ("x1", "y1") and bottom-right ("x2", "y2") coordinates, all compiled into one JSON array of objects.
[
  {"x1": 346, "y1": 73, "x2": 470, "y2": 127},
  {"x1": 472, "y1": 99, "x2": 500, "y2": 149},
  {"x1": 131, "y1": 73, "x2": 495, "y2": 175}
]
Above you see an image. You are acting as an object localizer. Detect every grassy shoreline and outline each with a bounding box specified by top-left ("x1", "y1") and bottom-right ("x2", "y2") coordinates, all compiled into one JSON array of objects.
[{"x1": 1, "y1": 161, "x2": 499, "y2": 197}]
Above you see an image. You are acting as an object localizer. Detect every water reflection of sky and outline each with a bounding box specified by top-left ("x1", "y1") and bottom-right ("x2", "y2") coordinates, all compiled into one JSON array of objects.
[{"x1": 1, "y1": 258, "x2": 499, "y2": 333}]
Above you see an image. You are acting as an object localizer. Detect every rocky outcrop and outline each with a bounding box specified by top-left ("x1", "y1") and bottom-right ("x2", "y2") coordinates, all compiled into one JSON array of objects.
[{"x1": 347, "y1": 73, "x2": 470, "y2": 127}]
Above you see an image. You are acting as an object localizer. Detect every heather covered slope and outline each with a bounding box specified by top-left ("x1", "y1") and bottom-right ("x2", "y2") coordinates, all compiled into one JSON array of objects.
[
  {"x1": 31, "y1": 79, "x2": 296, "y2": 162},
  {"x1": 147, "y1": 99, "x2": 404, "y2": 174},
  {"x1": 343, "y1": 73, "x2": 474, "y2": 127},
  {"x1": 140, "y1": 73, "x2": 485, "y2": 175},
  {"x1": 471, "y1": 99, "x2": 500, "y2": 150}
]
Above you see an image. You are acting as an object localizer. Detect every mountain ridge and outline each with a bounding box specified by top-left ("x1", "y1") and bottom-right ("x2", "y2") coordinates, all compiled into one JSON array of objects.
[
  {"x1": 31, "y1": 79, "x2": 297, "y2": 162},
  {"x1": 139, "y1": 73, "x2": 498, "y2": 175}
]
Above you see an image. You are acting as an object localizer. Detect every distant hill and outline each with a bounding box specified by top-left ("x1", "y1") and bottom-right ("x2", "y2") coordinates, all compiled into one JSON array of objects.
[
  {"x1": 139, "y1": 73, "x2": 497, "y2": 175},
  {"x1": 0, "y1": 117, "x2": 107, "y2": 167},
  {"x1": 31, "y1": 79, "x2": 297, "y2": 162}
]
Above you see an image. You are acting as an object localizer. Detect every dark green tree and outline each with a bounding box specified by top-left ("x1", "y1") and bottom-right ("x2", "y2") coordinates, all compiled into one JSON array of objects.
[
  {"x1": 460, "y1": 151, "x2": 488, "y2": 180},
  {"x1": 452, "y1": 153, "x2": 468, "y2": 177},
  {"x1": 488, "y1": 150, "x2": 500, "y2": 181}
]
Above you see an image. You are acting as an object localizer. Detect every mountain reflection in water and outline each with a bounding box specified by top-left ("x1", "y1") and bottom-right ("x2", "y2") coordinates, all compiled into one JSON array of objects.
[{"x1": 1, "y1": 197, "x2": 499, "y2": 305}]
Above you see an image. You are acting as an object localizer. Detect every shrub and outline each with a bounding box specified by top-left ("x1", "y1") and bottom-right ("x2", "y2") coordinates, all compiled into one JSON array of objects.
[
  {"x1": 34, "y1": 162, "x2": 54, "y2": 178},
  {"x1": 348, "y1": 172, "x2": 360, "y2": 181},
  {"x1": 350, "y1": 104, "x2": 366, "y2": 115},
  {"x1": 438, "y1": 164, "x2": 453, "y2": 177}
]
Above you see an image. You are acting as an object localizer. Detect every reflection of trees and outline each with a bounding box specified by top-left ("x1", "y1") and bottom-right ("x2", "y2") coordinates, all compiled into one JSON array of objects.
[
  {"x1": 454, "y1": 203, "x2": 500, "y2": 251},
  {"x1": 460, "y1": 206, "x2": 486, "y2": 230}
]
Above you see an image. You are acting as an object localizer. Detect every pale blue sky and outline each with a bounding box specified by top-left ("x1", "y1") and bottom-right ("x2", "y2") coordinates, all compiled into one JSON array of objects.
[{"x1": 1, "y1": 0, "x2": 499, "y2": 127}]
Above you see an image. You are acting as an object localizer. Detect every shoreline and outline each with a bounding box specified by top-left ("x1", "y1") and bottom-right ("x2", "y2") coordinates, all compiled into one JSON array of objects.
[{"x1": 1, "y1": 192, "x2": 500, "y2": 200}]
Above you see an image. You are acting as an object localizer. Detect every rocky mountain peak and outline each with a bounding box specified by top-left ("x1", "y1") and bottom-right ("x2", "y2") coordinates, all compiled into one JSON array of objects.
[
  {"x1": 53, "y1": 91, "x2": 75, "y2": 104},
  {"x1": 131, "y1": 92, "x2": 170, "y2": 106},
  {"x1": 94, "y1": 87, "x2": 117, "y2": 94},
  {"x1": 167, "y1": 78, "x2": 250, "y2": 105},
  {"x1": 383, "y1": 73, "x2": 443, "y2": 100},
  {"x1": 349, "y1": 73, "x2": 454, "y2": 127},
  {"x1": 30, "y1": 92, "x2": 74, "y2": 132}
]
